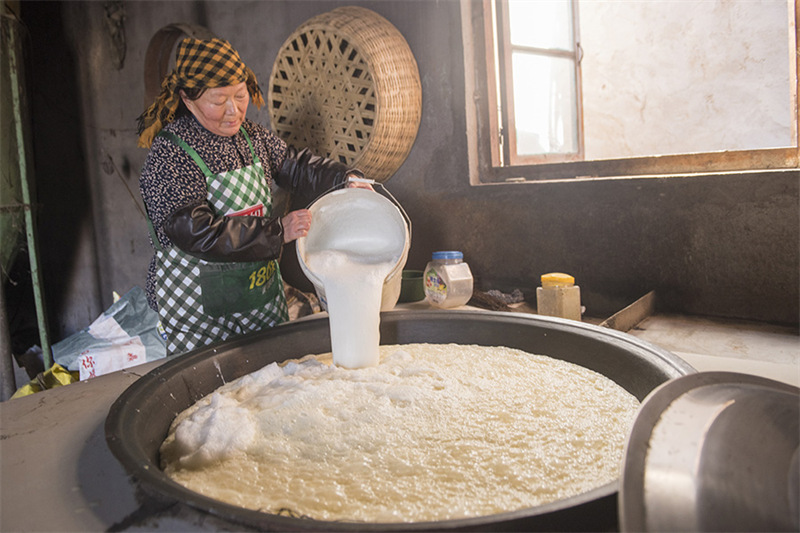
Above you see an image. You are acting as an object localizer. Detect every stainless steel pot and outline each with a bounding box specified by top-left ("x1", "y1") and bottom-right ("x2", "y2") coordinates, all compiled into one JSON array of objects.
[
  {"x1": 105, "y1": 310, "x2": 694, "y2": 532},
  {"x1": 620, "y1": 371, "x2": 800, "y2": 532}
]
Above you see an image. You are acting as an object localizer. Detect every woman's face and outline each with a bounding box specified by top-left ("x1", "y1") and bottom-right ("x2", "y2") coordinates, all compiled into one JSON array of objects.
[{"x1": 182, "y1": 81, "x2": 249, "y2": 137}]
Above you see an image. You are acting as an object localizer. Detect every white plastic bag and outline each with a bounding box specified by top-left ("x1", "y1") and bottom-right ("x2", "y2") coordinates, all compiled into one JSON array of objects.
[{"x1": 52, "y1": 286, "x2": 166, "y2": 379}]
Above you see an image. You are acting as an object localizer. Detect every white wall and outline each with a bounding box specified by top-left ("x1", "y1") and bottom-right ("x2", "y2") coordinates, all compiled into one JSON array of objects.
[{"x1": 580, "y1": 0, "x2": 793, "y2": 159}]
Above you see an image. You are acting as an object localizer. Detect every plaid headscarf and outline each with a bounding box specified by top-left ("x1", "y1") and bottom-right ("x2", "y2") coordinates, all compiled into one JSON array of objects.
[{"x1": 137, "y1": 38, "x2": 265, "y2": 148}]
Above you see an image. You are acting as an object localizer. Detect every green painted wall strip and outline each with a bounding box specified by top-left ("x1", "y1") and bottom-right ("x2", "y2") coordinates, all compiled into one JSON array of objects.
[{"x1": 5, "y1": 17, "x2": 52, "y2": 369}]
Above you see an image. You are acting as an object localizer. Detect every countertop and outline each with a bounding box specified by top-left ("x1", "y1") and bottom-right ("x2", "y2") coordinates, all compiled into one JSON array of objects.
[{"x1": 1, "y1": 309, "x2": 797, "y2": 531}]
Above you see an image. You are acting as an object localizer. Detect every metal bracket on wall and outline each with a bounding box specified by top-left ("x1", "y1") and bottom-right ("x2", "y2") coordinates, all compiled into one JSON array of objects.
[{"x1": 600, "y1": 291, "x2": 656, "y2": 333}]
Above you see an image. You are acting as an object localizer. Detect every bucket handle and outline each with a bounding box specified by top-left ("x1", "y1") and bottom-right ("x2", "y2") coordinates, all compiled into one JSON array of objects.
[{"x1": 306, "y1": 178, "x2": 412, "y2": 242}]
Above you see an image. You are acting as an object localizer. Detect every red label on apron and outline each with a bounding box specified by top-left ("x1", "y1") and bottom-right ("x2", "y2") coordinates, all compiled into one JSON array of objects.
[{"x1": 227, "y1": 203, "x2": 265, "y2": 217}]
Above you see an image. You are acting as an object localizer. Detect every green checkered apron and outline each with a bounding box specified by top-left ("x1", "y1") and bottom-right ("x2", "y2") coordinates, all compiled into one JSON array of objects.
[{"x1": 148, "y1": 128, "x2": 288, "y2": 355}]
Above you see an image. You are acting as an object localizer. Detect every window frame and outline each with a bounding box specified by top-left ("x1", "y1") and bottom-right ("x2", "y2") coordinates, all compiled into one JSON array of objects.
[
  {"x1": 462, "y1": 0, "x2": 800, "y2": 184},
  {"x1": 495, "y1": 0, "x2": 584, "y2": 166}
]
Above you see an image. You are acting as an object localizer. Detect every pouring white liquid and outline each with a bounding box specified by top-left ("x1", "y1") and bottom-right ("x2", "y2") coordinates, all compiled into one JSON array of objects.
[
  {"x1": 296, "y1": 188, "x2": 409, "y2": 369},
  {"x1": 303, "y1": 249, "x2": 396, "y2": 368}
]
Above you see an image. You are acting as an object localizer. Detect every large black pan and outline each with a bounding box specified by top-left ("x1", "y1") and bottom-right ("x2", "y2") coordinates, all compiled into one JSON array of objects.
[{"x1": 105, "y1": 309, "x2": 694, "y2": 532}]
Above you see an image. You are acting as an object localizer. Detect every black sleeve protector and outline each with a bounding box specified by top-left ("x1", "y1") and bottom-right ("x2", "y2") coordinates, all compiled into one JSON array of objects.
[
  {"x1": 163, "y1": 146, "x2": 363, "y2": 262},
  {"x1": 163, "y1": 202, "x2": 285, "y2": 263}
]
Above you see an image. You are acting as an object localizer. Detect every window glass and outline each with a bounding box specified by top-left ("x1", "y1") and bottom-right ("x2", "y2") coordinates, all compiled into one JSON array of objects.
[
  {"x1": 466, "y1": 0, "x2": 798, "y2": 181},
  {"x1": 508, "y1": 0, "x2": 573, "y2": 51},
  {"x1": 512, "y1": 52, "x2": 578, "y2": 155}
]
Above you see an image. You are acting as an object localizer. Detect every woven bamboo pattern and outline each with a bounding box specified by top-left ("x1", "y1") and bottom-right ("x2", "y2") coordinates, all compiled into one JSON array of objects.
[{"x1": 268, "y1": 6, "x2": 421, "y2": 182}]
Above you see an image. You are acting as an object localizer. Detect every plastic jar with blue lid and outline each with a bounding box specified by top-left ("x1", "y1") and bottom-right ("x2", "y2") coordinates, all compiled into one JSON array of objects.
[{"x1": 424, "y1": 251, "x2": 474, "y2": 308}]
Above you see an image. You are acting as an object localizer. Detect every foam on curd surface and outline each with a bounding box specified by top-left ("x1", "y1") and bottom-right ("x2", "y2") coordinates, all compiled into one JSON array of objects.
[{"x1": 161, "y1": 343, "x2": 640, "y2": 523}]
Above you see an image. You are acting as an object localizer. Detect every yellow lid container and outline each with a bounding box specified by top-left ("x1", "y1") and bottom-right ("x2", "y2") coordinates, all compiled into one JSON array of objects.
[
  {"x1": 537, "y1": 272, "x2": 581, "y2": 321},
  {"x1": 541, "y1": 272, "x2": 575, "y2": 288}
]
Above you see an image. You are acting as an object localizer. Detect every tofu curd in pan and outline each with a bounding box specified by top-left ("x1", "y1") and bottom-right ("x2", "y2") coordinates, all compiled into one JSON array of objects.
[{"x1": 160, "y1": 343, "x2": 640, "y2": 523}]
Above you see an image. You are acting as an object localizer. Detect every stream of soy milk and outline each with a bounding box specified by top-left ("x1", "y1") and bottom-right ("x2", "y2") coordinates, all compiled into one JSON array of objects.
[{"x1": 303, "y1": 249, "x2": 396, "y2": 368}]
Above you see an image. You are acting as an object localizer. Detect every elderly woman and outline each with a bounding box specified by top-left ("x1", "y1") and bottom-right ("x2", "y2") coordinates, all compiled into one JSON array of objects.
[{"x1": 138, "y1": 37, "x2": 367, "y2": 355}]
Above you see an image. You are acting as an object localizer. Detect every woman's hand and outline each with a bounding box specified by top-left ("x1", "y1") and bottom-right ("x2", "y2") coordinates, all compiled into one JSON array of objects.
[{"x1": 282, "y1": 209, "x2": 312, "y2": 243}]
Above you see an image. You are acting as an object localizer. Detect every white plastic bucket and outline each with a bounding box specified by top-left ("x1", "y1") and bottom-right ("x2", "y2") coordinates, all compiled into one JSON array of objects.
[{"x1": 296, "y1": 187, "x2": 410, "y2": 311}]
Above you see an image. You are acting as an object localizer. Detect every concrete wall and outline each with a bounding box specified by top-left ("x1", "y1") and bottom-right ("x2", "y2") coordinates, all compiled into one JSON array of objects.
[{"x1": 13, "y1": 0, "x2": 799, "y2": 343}]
